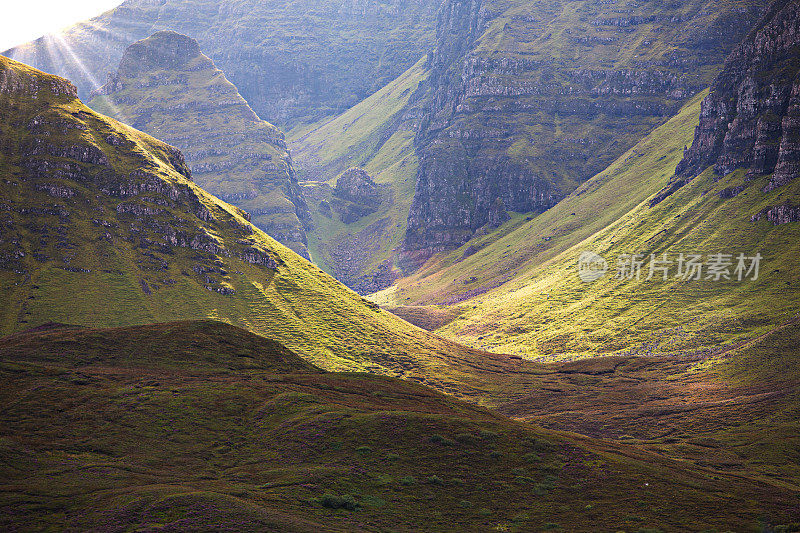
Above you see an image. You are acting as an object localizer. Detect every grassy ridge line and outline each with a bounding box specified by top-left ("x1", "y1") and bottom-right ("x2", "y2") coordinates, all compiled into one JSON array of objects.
[
  {"x1": 290, "y1": 58, "x2": 428, "y2": 282},
  {"x1": 435, "y1": 165, "x2": 800, "y2": 359},
  {"x1": 290, "y1": 56, "x2": 428, "y2": 183},
  {"x1": 401, "y1": 88, "x2": 800, "y2": 358}
]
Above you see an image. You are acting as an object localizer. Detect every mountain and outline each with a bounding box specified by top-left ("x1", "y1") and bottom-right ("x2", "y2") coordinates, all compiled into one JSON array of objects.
[
  {"x1": 5, "y1": 0, "x2": 774, "y2": 288},
  {"x1": 89, "y1": 31, "x2": 311, "y2": 259},
  {"x1": 0, "y1": 54, "x2": 531, "y2": 401},
  {"x1": 369, "y1": 3, "x2": 800, "y2": 490},
  {"x1": 375, "y1": 1, "x2": 800, "y2": 366},
  {"x1": 677, "y1": 0, "x2": 800, "y2": 194},
  {"x1": 2, "y1": 0, "x2": 440, "y2": 127},
  {"x1": 401, "y1": 0, "x2": 769, "y2": 262},
  {"x1": 379, "y1": 84, "x2": 800, "y2": 362},
  {"x1": 1, "y1": 320, "x2": 797, "y2": 531}
]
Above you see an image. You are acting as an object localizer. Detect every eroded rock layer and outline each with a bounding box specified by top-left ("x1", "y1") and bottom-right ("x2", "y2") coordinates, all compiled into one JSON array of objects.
[
  {"x1": 403, "y1": 0, "x2": 767, "y2": 260},
  {"x1": 678, "y1": 0, "x2": 800, "y2": 193}
]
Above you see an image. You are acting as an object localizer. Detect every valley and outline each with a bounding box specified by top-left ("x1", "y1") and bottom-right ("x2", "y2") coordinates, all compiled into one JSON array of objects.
[{"x1": 1, "y1": 0, "x2": 799, "y2": 530}]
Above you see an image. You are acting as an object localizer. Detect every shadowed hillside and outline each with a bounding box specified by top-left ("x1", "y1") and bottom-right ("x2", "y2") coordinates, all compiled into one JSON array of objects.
[
  {"x1": 1, "y1": 320, "x2": 797, "y2": 531},
  {"x1": 290, "y1": 57, "x2": 429, "y2": 293},
  {"x1": 2, "y1": 0, "x2": 440, "y2": 127}
]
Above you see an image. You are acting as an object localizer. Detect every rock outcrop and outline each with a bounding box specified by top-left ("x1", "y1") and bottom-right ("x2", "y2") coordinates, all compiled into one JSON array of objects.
[
  {"x1": 331, "y1": 167, "x2": 382, "y2": 223},
  {"x1": 677, "y1": 0, "x2": 800, "y2": 192},
  {"x1": 402, "y1": 0, "x2": 767, "y2": 262},
  {"x1": 91, "y1": 31, "x2": 312, "y2": 258},
  {"x1": 333, "y1": 168, "x2": 380, "y2": 207},
  {"x1": 752, "y1": 202, "x2": 800, "y2": 224}
]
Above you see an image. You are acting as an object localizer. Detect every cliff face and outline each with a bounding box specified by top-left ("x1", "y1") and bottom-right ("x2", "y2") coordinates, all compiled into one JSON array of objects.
[
  {"x1": 333, "y1": 168, "x2": 380, "y2": 207},
  {"x1": 403, "y1": 0, "x2": 767, "y2": 260},
  {"x1": 91, "y1": 31, "x2": 312, "y2": 258},
  {"x1": 3, "y1": 0, "x2": 439, "y2": 127},
  {"x1": 678, "y1": 0, "x2": 800, "y2": 195}
]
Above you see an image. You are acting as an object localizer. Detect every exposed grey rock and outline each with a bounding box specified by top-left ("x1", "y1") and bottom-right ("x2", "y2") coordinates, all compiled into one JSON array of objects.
[
  {"x1": 92, "y1": 31, "x2": 311, "y2": 259},
  {"x1": 752, "y1": 202, "x2": 800, "y2": 224},
  {"x1": 403, "y1": 0, "x2": 765, "y2": 259},
  {"x1": 678, "y1": 0, "x2": 800, "y2": 188},
  {"x1": 334, "y1": 168, "x2": 380, "y2": 207}
]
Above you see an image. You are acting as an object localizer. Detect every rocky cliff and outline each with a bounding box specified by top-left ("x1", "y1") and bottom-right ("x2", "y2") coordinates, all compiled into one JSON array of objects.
[
  {"x1": 91, "y1": 31, "x2": 311, "y2": 258},
  {"x1": 678, "y1": 0, "x2": 800, "y2": 196},
  {"x1": 3, "y1": 0, "x2": 439, "y2": 127},
  {"x1": 334, "y1": 168, "x2": 380, "y2": 207},
  {"x1": 403, "y1": 0, "x2": 768, "y2": 262}
]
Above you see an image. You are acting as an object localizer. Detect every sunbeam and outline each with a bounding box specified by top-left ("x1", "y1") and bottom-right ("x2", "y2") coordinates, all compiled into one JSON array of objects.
[{"x1": 45, "y1": 33, "x2": 130, "y2": 123}]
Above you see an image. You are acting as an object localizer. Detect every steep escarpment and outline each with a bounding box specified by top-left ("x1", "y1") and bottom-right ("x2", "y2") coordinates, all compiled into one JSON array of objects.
[
  {"x1": 91, "y1": 31, "x2": 311, "y2": 258},
  {"x1": 3, "y1": 0, "x2": 440, "y2": 126},
  {"x1": 678, "y1": 0, "x2": 800, "y2": 195},
  {"x1": 403, "y1": 0, "x2": 767, "y2": 261}
]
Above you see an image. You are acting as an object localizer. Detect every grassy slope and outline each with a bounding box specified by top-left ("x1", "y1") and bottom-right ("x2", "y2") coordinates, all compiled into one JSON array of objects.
[
  {"x1": 89, "y1": 32, "x2": 310, "y2": 258},
  {"x1": 376, "y1": 92, "x2": 705, "y2": 307},
  {"x1": 492, "y1": 318, "x2": 800, "y2": 492},
  {"x1": 438, "y1": 162, "x2": 800, "y2": 361},
  {"x1": 1, "y1": 320, "x2": 797, "y2": 532},
  {"x1": 289, "y1": 58, "x2": 427, "y2": 282},
  {"x1": 379, "y1": 87, "x2": 800, "y2": 360}
]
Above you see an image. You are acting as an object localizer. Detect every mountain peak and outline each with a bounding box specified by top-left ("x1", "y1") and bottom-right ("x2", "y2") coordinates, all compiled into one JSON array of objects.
[
  {"x1": 0, "y1": 54, "x2": 77, "y2": 99},
  {"x1": 91, "y1": 31, "x2": 313, "y2": 258},
  {"x1": 115, "y1": 30, "x2": 204, "y2": 79}
]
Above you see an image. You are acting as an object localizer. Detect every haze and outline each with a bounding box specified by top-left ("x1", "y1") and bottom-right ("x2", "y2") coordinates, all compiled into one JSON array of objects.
[{"x1": 0, "y1": 0, "x2": 123, "y2": 52}]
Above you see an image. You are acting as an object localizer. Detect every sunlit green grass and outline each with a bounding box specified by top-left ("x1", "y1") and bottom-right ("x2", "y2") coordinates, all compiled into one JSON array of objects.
[{"x1": 379, "y1": 89, "x2": 800, "y2": 362}]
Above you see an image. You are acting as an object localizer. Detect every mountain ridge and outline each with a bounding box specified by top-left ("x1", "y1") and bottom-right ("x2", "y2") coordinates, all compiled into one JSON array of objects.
[
  {"x1": 402, "y1": 0, "x2": 770, "y2": 261},
  {"x1": 0, "y1": 54, "x2": 527, "y2": 401}
]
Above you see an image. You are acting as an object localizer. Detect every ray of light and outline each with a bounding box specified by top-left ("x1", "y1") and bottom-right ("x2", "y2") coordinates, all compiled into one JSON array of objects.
[
  {"x1": 50, "y1": 34, "x2": 103, "y2": 91},
  {"x1": 44, "y1": 34, "x2": 130, "y2": 124}
]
